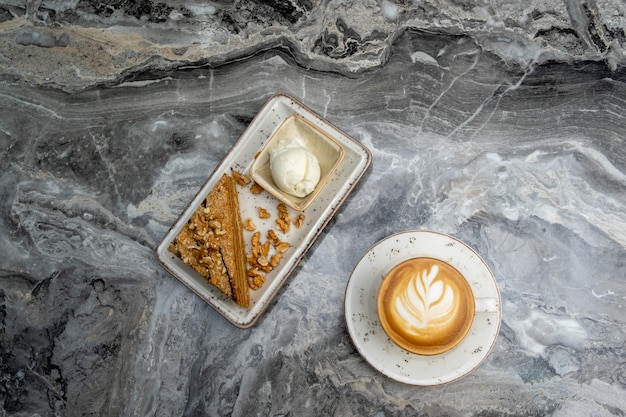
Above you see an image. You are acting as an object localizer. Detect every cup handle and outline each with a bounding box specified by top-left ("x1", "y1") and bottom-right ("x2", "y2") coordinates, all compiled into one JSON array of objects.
[{"x1": 475, "y1": 298, "x2": 500, "y2": 313}]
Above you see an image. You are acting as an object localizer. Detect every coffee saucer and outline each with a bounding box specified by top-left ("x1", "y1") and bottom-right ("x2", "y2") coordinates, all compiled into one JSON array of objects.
[{"x1": 344, "y1": 231, "x2": 501, "y2": 386}]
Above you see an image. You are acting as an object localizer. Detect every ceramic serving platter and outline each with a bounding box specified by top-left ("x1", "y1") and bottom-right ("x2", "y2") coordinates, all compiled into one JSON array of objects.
[
  {"x1": 156, "y1": 93, "x2": 372, "y2": 328},
  {"x1": 344, "y1": 231, "x2": 502, "y2": 385}
]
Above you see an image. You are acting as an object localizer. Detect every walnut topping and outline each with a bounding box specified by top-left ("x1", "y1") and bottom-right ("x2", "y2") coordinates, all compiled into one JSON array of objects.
[
  {"x1": 276, "y1": 219, "x2": 289, "y2": 234},
  {"x1": 243, "y1": 218, "x2": 256, "y2": 231},
  {"x1": 230, "y1": 171, "x2": 299, "y2": 291},
  {"x1": 169, "y1": 203, "x2": 232, "y2": 276},
  {"x1": 276, "y1": 203, "x2": 291, "y2": 234},
  {"x1": 275, "y1": 242, "x2": 291, "y2": 253},
  {"x1": 266, "y1": 230, "x2": 290, "y2": 252},
  {"x1": 168, "y1": 174, "x2": 250, "y2": 307},
  {"x1": 261, "y1": 241, "x2": 270, "y2": 258},
  {"x1": 257, "y1": 207, "x2": 271, "y2": 219},
  {"x1": 245, "y1": 226, "x2": 292, "y2": 287},
  {"x1": 232, "y1": 170, "x2": 251, "y2": 186},
  {"x1": 294, "y1": 214, "x2": 305, "y2": 228},
  {"x1": 251, "y1": 231, "x2": 261, "y2": 257},
  {"x1": 250, "y1": 183, "x2": 264, "y2": 194},
  {"x1": 269, "y1": 253, "x2": 282, "y2": 268},
  {"x1": 267, "y1": 229, "x2": 280, "y2": 246},
  {"x1": 246, "y1": 267, "x2": 265, "y2": 290}
]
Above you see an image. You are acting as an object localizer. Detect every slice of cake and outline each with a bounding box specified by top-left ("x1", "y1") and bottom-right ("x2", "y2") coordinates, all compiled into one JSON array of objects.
[{"x1": 168, "y1": 173, "x2": 250, "y2": 308}]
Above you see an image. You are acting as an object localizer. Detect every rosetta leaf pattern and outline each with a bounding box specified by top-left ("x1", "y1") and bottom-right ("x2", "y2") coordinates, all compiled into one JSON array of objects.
[{"x1": 401, "y1": 264, "x2": 455, "y2": 325}]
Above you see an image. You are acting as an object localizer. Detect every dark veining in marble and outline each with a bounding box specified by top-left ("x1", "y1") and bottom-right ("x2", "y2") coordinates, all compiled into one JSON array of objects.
[{"x1": 1, "y1": 0, "x2": 625, "y2": 92}]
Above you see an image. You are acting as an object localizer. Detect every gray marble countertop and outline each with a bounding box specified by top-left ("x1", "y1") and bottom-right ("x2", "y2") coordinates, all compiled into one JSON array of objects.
[{"x1": 1, "y1": 1, "x2": 625, "y2": 416}]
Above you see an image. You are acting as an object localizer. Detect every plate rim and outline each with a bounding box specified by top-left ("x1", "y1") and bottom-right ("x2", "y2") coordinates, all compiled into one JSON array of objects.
[{"x1": 344, "y1": 230, "x2": 502, "y2": 385}]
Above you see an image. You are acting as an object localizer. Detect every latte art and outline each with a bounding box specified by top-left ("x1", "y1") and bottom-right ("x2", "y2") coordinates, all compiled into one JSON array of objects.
[
  {"x1": 394, "y1": 264, "x2": 456, "y2": 331},
  {"x1": 378, "y1": 258, "x2": 475, "y2": 355}
]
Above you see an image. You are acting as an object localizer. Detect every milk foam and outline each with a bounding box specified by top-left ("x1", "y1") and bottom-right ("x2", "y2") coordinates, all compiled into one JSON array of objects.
[
  {"x1": 392, "y1": 264, "x2": 456, "y2": 335},
  {"x1": 378, "y1": 257, "x2": 475, "y2": 355}
]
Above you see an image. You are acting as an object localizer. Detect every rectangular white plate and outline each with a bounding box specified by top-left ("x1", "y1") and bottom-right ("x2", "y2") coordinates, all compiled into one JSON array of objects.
[{"x1": 155, "y1": 93, "x2": 372, "y2": 328}]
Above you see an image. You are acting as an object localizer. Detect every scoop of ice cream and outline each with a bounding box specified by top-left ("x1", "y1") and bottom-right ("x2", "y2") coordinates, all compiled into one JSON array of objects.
[{"x1": 269, "y1": 137, "x2": 321, "y2": 198}]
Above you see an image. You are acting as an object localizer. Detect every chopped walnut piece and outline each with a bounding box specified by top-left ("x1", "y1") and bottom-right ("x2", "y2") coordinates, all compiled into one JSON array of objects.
[
  {"x1": 260, "y1": 241, "x2": 271, "y2": 258},
  {"x1": 276, "y1": 203, "x2": 291, "y2": 234},
  {"x1": 275, "y1": 242, "x2": 291, "y2": 253},
  {"x1": 294, "y1": 214, "x2": 305, "y2": 228},
  {"x1": 269, "y1": 253, "x2": 282, "y2": 268},
  {"x1": 277, "y1": 203, "x2": 289, "y2": 215},
  {"x1": 249, "y1": 277, "x2": 264, "y2": 290},
  {"x1": 276, "y1": 218, "x2": 289, "y2": 234},
  {"x1": 251, "y1": 231, "x2": 261, "y2": 257},
  {"x1": 247, "y1": 267, "x2": 265, "y2": 290},
  {"x1": 257, "y1": 207, "x2": 271, "y2": 219},
  {"x1": 250, "y1": 183, "x2": 264, "y2": 194},
  {"x1": 266, "y1": 229, "x2": 290, "y2": 252},
  {"x1": 243, "y1": 218, "x2": 256, "y2": 231},
  {"x1": 267, "y1": 229, "x2": 279, "y2": 245},
  {"x1": 232, "y1": 170, "x2": 251, "y2": 186}
]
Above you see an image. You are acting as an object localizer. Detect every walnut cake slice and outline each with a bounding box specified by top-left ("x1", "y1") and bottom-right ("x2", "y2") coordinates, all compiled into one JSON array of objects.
[{"x1": 168, "y1": 173, "x2": 250, "y2": 308}]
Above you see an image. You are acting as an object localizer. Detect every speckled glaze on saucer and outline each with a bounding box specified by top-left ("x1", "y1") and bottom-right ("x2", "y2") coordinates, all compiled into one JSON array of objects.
[{"x1": 344, "y1": 231, "x2": 502, "y2": 386}]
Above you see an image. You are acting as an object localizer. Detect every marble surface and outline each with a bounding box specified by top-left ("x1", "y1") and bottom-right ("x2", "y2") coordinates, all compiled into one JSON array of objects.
[{"x1": 1, "y1": 1, "x2": 625, "y2": 416}]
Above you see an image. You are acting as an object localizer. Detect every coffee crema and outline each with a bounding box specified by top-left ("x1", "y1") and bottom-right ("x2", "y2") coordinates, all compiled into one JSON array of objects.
[{"x1": 377, "y1": 257, "x2": 475, "y2": 355}]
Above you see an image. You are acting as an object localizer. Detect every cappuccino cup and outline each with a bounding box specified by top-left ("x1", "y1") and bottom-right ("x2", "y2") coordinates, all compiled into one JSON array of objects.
[{"x1": 377, "y1": 257, "x2": 491, "y2": 356}]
